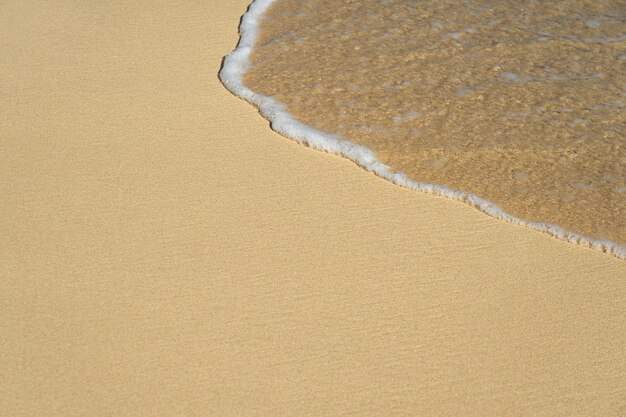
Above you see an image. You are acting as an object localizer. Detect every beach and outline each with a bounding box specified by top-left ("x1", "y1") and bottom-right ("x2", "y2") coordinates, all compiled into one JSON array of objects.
[{"x1": 1, "y1": 1, "x2": 624, "y2": 416}]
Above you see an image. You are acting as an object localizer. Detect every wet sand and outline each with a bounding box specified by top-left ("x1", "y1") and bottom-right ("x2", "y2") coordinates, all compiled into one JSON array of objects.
[
  {"x1": 0, "y1": 1, "x2": 625, "y2": 416},
  {"x1": 246, "y1": 0, "x2": 626, "y2": 244}
]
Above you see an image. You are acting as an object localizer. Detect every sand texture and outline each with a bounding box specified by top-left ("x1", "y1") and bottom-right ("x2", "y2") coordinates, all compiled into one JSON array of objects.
[
  {"x1": 0, "y1": 1, "x2": 625, "y2": 416},
  {"x1": 246, "y1": 0, "x2": 626, "y2": 244}
]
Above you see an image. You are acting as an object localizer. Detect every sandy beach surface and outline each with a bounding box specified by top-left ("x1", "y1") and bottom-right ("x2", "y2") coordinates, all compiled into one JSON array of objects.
[{"x1": 1, "y1": 1, "x2": 624, "y2": 416}]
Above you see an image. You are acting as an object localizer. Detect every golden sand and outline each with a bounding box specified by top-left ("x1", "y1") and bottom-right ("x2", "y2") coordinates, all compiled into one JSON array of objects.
[
  {"x1": 0, "y1": 1, "x2": 624, "y2": 416},
  {"x1": 245, "y1": 0, "x2": 626, "y2": 243}
]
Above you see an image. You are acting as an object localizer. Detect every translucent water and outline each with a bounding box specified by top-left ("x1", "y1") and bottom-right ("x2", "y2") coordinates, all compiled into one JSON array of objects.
[{"x1": 221, "y1": 0, "x2": 626, "y2": 258}]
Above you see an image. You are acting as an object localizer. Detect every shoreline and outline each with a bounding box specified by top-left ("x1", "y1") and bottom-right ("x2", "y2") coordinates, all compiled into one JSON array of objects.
[{"x1": 220, "y1": 0, "x2": 625, "y2": 259}]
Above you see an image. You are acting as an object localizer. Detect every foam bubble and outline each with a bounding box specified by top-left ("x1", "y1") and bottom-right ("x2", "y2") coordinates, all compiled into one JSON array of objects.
[{"x1": 219, "y1": 0, "x2": 625, "y2": 260}]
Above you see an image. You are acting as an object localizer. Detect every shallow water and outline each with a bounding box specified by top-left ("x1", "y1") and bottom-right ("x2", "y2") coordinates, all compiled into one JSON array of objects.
[{"x1": 243, "y1": 0, "x2": 626, "y2": 244}]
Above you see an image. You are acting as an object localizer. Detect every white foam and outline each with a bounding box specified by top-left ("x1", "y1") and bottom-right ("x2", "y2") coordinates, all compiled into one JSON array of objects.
[{"x1": 219, "y1": 0, "x2": 626, "y2": 260}]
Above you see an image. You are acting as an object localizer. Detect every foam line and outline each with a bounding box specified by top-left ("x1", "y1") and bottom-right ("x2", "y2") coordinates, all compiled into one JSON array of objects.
[{"x1": 219, "y1": 0, "x2": 626, "y2": 260}]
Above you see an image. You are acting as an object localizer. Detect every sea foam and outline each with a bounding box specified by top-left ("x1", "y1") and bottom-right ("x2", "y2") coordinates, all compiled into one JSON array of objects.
[{"x1": 219, "y1": 0, "x2": 626, "y2": 260}]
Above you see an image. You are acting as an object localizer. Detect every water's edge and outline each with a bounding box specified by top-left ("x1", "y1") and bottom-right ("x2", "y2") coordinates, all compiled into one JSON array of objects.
[{"x1": 219, "y1": 0, "x2": 625, "y2": 260}]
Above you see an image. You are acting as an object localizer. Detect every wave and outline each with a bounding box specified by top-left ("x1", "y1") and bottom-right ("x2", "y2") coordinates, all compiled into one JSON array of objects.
[{"x1": 219, "y1": 0, "x2": 625, "y2": 260}]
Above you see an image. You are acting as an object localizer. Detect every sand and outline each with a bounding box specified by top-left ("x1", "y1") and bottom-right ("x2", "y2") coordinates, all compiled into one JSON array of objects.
[
  {"x1": 245, "y1": 0, "x2": 626, "y2": 244},
  {"x1": 0, "y1": 1, "x2": 624, "y2": 416}
]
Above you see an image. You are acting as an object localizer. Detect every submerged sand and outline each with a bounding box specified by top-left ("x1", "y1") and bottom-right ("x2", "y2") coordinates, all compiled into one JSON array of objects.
[
  {"x1": 1, "y1": 1, "x2": 625, "y2": 416},
  {"x1": 245, "y1": 0, "x2": 626, "y2": 244}
]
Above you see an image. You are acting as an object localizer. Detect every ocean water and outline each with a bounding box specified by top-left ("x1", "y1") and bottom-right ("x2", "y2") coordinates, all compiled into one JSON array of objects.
[{"x1": 221, "y1": 0, "x2": 626, "y2": 257}]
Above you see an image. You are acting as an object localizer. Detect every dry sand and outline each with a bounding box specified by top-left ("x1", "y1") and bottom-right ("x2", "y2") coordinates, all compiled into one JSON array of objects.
[{"x1": 0, "y1": 1, "x2": 624, "y2": 416}]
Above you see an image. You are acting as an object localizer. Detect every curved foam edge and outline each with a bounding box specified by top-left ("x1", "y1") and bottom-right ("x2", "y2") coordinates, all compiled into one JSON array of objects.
[{"x1": 219, "y1": 0, "x2": 626, "y2": 260}]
